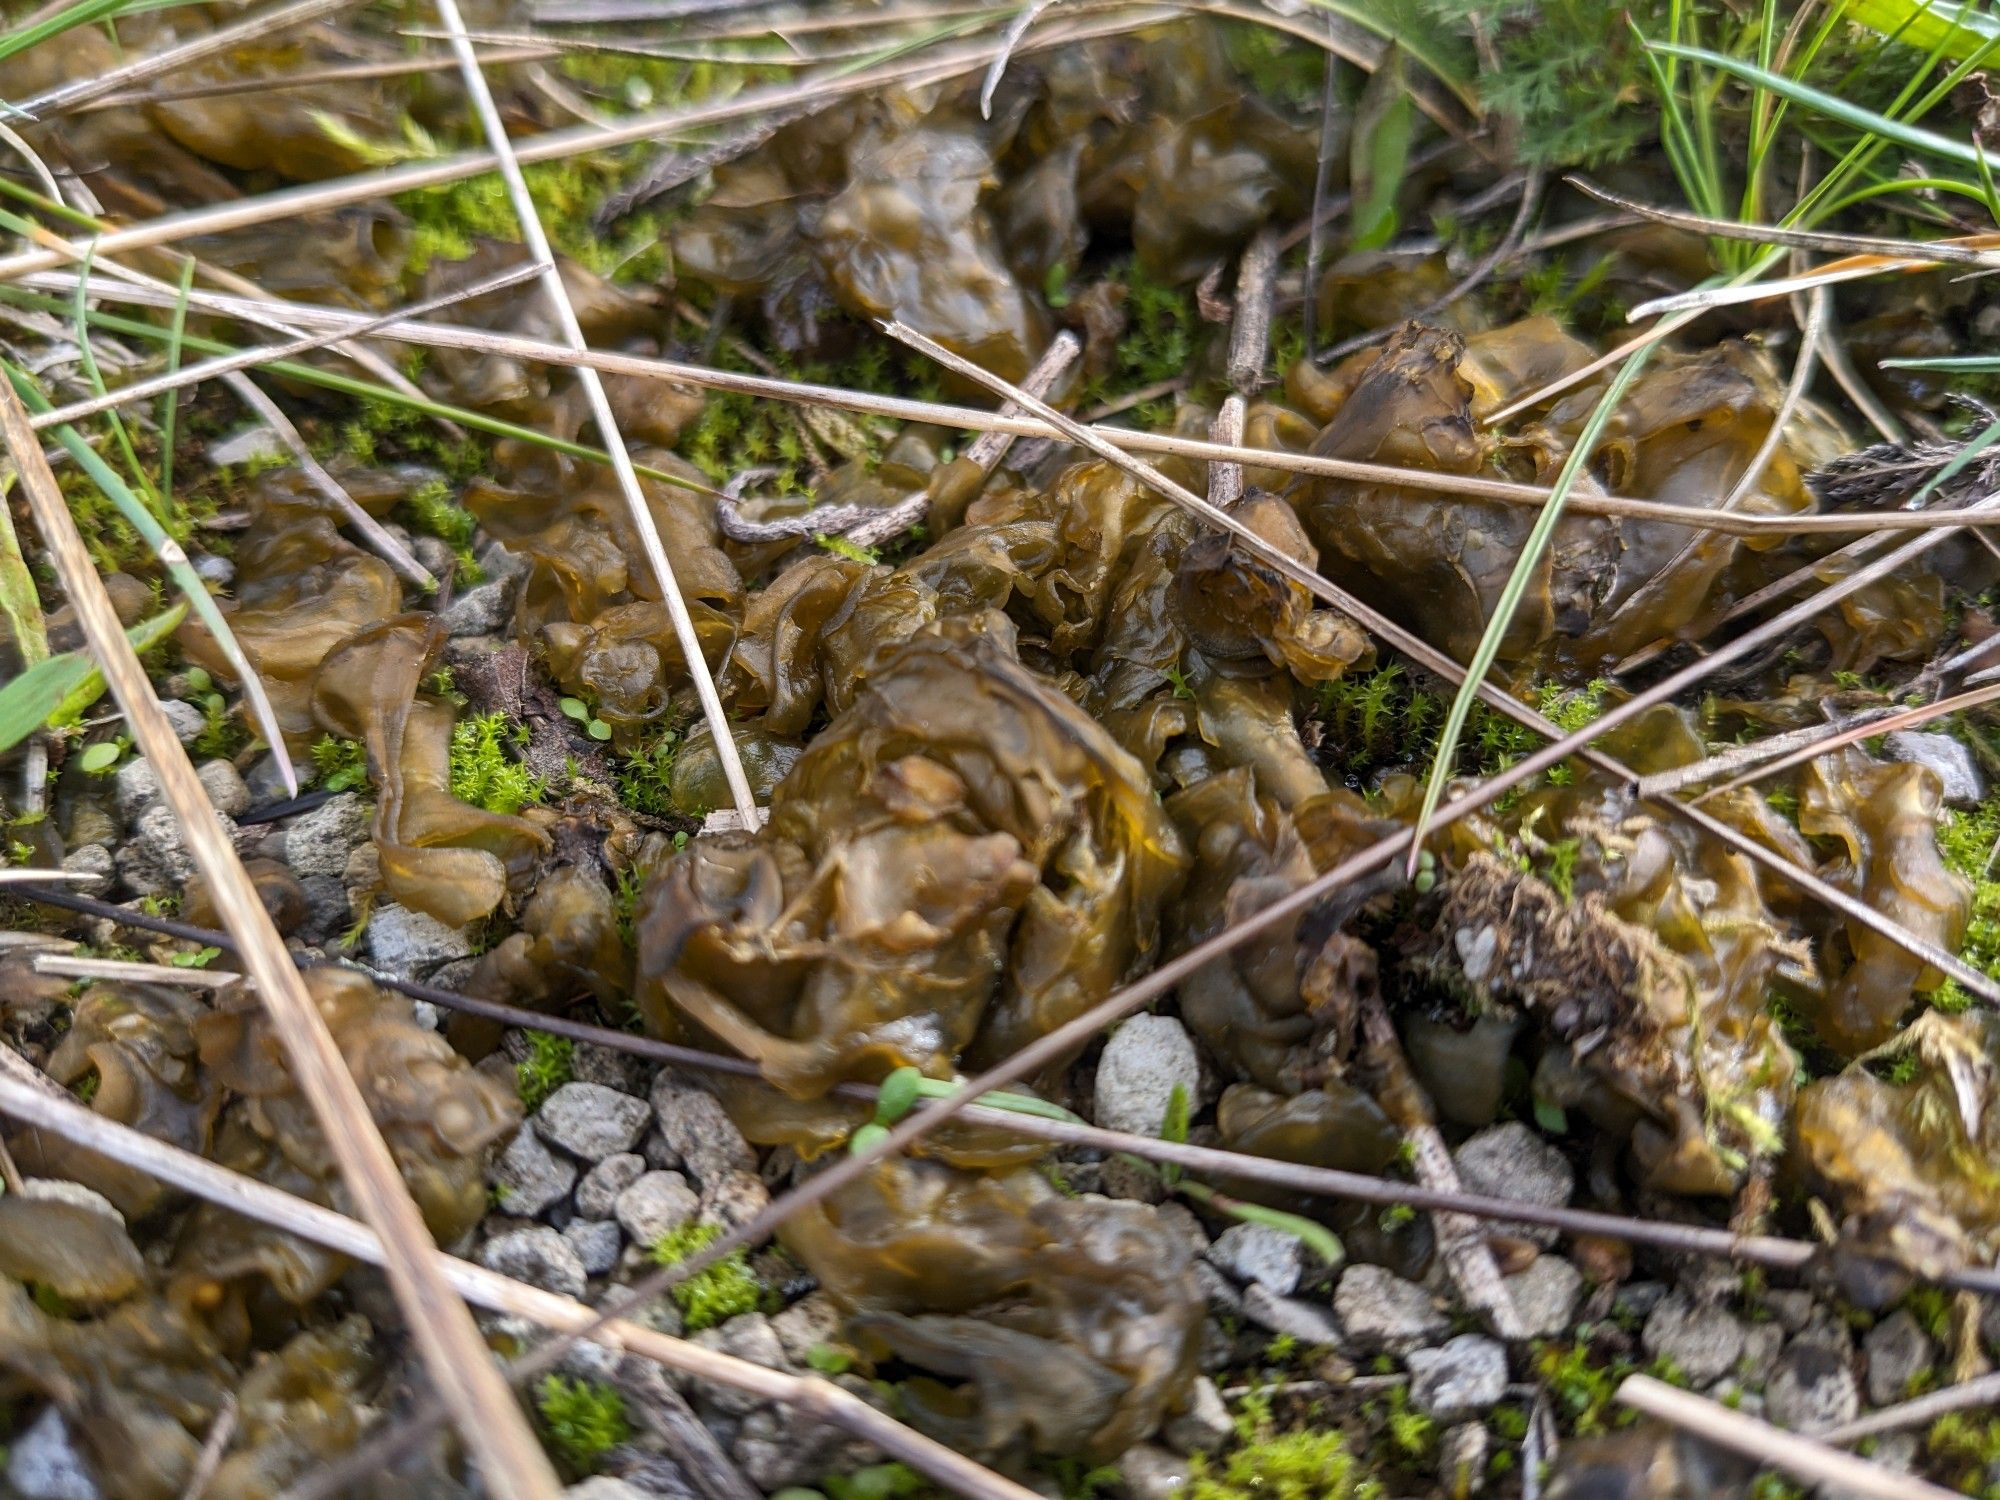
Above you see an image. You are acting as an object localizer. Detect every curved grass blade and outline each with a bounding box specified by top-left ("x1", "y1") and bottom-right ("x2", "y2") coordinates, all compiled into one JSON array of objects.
[
  {"x1": 1294, "y1": 0, "x2": 1478, "y2": 113},
  {"x1": 1647, "y1": 40, "x2": 2000, "y2": 172},
  {"x1": 156, "y1": 256, "x2": 194, "y2": 514},
  {"x1": 2, "y1": 363, "x2": 298, "y2": 795},
  {"x1": 68, "y1": 241, "x2": 164, "y2": 520},
  {"x1": 1179, "y1": 1180, "x2": 1345, "y2": 1270},
  {"x1": 1408, "y1": 348, "x2": 1658, "y2": 874},
  {"x1": 1847, "y1": 0, "x2": 1996, "y2": 61},
  {"x1": 0, "y1": 602, "x2": 183, "y2": 755}
]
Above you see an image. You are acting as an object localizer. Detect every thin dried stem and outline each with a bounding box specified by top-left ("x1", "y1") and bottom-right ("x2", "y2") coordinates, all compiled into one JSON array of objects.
[
  {"x1": 1617, "y1": 1375, "x2": 1958, "y2": 1500},
  {"x1": 1817, "y1": 1370, "x2": 2000, "y2": 1446},
  {"x1": 0, "y1": 7, "x2": 1177, "y2": 286},
  {"x1": 1483, "y1": 308, "x2": 1704, "y2": 426},
  {"x1": 961, "y1": 330, "x2": 1079, "y2": 470},
  {"x1": 14, "y1": 0, "x2": 361, "y2": 117},
  {"x1": 1226, "y1": 227, "x2": 1281, "y2": 394},
  {"x1": 33, "y1": 265, "x2": 543, "y2": 430},
  {"x1": 180, "y1": 1393, "x2": 239, "y2": 1500},
  {"x1": 0, "y1": 1065, "x2": 1037, "y2": 1500},
  {"x1": 1690, "y1": 681, "x2": 2000, "y2": 801},
  {"x1": 433, "y1": 0, "x2": 757, "y2": 821},
  {"x1": 32, "y1": 953, "x2": 242, "y2": 988},
  {"x1": 39, "y1": 274, "x2": 2000, "y2": 539},
  {"x1": 0, "y1": 380, "x2": 561, "y2": 1500},
  {"x1": 80, "y1": 47, "x2": 559, "y2": 110}
]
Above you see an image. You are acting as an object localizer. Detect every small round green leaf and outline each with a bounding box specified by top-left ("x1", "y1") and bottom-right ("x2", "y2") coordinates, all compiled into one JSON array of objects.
[
  {"x1": 587, "y1": 718, "x2": 613, "y2": 742},
  {"x1": 183, "y1": 667, "x2": 211, "y2": 694},
  {"x1": 848, "y1": 1122, "x2": 890, "y2": 1156},
  {"x1": 77, "y1": 742, "x2": 120, "y2": 774},
  {"x1": 873, "y1": 1066, "x2": 923, "y2": 1126},
  {"x1": 558, "y1": 697, "x2": 589, "y2": 721}
]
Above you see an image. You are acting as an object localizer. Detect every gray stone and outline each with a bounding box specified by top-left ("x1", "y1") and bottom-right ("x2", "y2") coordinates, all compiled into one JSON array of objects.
[
  {"x1": 1119, "y1": 1444, "x2": 1189, "y2": 1500},
  {"x1": 1408, "y1": 1334, "x2": 1508, "y2": 1421},
  {"x1": 1240, "y1": 1284, "x2": 1347, "y2": 1349},
  {"x1": 1451, "y1": 1122, "x2": 1573, "y2": 1247},
  {"x1": 691, "y1": 1313, "x2": 786, "y2": 1416},
  {"x1": 491, "y1": 1127, "x2": 577, "y2": 1218},
  {"x1": 412, "y1": 534, "x2": 456, "y2": 579},
  {"x1": 576, "y1": 1153, "x2": 647, "y2": 1219},
  {"x1": 1164, "y1": 1376, "x2": 1233, "y2": 1455},
  {"x1": 615, "y1": 1170, "x2": 699, "y2": 1248},
  {"x1": 1764, "y1": 1289, "x2": 1817, "y2": 1332},
  {"x1": 22, "y1": 1178, "x2": 123, "y2": 1226},
  {"x1": 770, "y1": 1291, "x2": 845, "y2": 1366},
  {"x1": 1094, "y1": 1014, "x2": 1202, "y2": 1137},
  {"x1": 479, "y1": 1225, "x2": 586, "y2": 1301},
  {"x1": 1886, "y1": 731, "x2": 1984, "y2": 806},
  {"x1": 1334, "y1": 1264, "x2": 1449, "y2": 1355},
  {"x1": 295, "y1": 875, "x2": 351, "y2": 948},
  {"x1": 7, "y1": 1408, "x2": 100, "y2": 1500},
  {"x1": 207, "y1": 424, "x2": 285, "y2": 468},
  {"x1": 117, "y1": 801, "x2": 240, "y2": 896},
  {"x1": 1863, "y1": 1309, "x2": 1936, "y2": 1407},
  {"x1": 1504, "y1": 1256, "x2": 1583, "y2": 1339},
  {"x1": 244, "y1": 753, "x2": 295, "y2": 804},
  {"x1": 535, "y1": 1081, "x2": 652, "y2": 1162},
  {"x1": 160, "y1": 699, "x2": 206, "y2": 746},
  {"x1": 564, "y1": 1219, "x2": 623, "y2": 1277},
  {"x1": 1440, "y1": 1423, "x2": 1489, "y2": 1495},
  {"x1": 1614, "y1": 1281, "x2": 1669, "y2": 1321},
  {"x1": 194, "y1": 759, "x2": 252, "y2": 817},
  {"x1": 732, "y1": 1399, "x2": 881, "y2": 1492},
  {"x1": 59, "y1": 844, "x2": 112, "y2": 885},
  {"x1": 641, "y1": 1128, "x2": 685, "y2": 1172},
  {"x1": 1740, "y1": 1322, "x2": 1785, "y2": 1373},
  {"x1": 284, "y1": 792, "x2": 370, "y2": 876},
  {"x1": 1642, "y1": 1290, "x2": 1746, "y2": 1385},
  {"x1": 572, "y1": 1040, "x2": 649, "y2": 1095},
  {"x1": 564, "y1": 1481, "x2": 651, "y2": 1500},
  {"x1": 342, "y1": 840, "x2": 381, "y2": 900},
  {"x1": 700, "y1": 1168, "x2": 772, "y2": 1230},
  {"x1": 649, "y1": 1075, "x2": 755, "y2": 1187},
  {"x1": 1765, "y1": 1341, "x2": 1860, "y2": 1431},
  {"x1": 1205, "y1": 1222, "x2": 1305, "y2": 1296},
  {"x1": 440, "y1": 581, "x2": 510, "y2": 637},
  {"x1": 362, "y1": 903, "x2": 474, "y2": 980},
  {"x1": 113, "y1": 756, "x2": 159, "y2": 818}
]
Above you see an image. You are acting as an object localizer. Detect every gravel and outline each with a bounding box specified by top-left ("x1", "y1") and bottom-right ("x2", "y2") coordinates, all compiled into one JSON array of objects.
[
  {"x1": 1407, "y1": 1335, "x2": 1509, "y2": 1421},
  {"x1": 491, "y1": 1127, "x2": 578, "y2": 1219},
  {"x1": 650, "y1": 1076, "x2": 756, "y2": 1187},
  {"x1": 283, "y1": 792, "x2": 370, "y2": 877},
  {"x1": 1240, "y1": 1284, "x2": 1348, "y2": 1348},
  {"x1": 1504, "y1": 1255, "x2": 1584, "y2": 1339},
  {"x1": 1094, "y1": 1013, "x2": 1202, "y2": 1137},
  {"x1": 1334, "y1": 1265, "x2": 1449, "y2": 1355},
  {"x1": 115, "y1": 802, "x2": 242, "y2": 897},
  {"x1": 160, "y1": 699, "x2": 206, "y2": 745},
  {"x1": 575, "y1": 1153, "x2": 648, "y2": 1220},
  {"x1": 1765, "y1": 1340, "x2": 1861, "y2": 1431},
  {"x1": 113, "y1": 757, "x2": 160, "y2": 819},
  {"x1": 361, "y1": 903, "x2": 475, "y2": 980},
  {"x1": 479, "y1": 1225, "x2": 587, "y2": 1301},
  {"x1": 1641, "y1": 1289, "x2": 1746, "y2": 1385},
  {"x1": 699, "y1": 1168, "x2": 772, "y2": 1230},
  {"x1": 563, "y1": 1219, "x2": 624, "y2": 1277},
  {"x1": 615, "y1": 1170, "x2": 700, "y2": 1248},
  {"x1": 5, "y1": 1407, "x2": 100, "y2": 1500},
  {"x1": 1205, "y1": 1222, "x2": 1305, "y2": 1296},
  {"x1": 440, "y1": 581, "x2": 511, "y2": 637},
  {"x1": 1451, "y1": 1122, "x2": 1574, "y2": 1248},
  {"x1": 194, "y1": 758, "x2": 251, "y2": 817},
  {"x1": 534, "y1": 1081, "x2": 653, "y2": 1162},
  {"x1": 1864, "y1": 1310, "x2": 1936, "y2": 1408}
]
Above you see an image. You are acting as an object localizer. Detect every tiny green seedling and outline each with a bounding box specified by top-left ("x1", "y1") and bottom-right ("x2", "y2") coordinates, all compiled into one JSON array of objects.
[{"x1": 559, "y1": 696, "x2": 613, "y2": 741}]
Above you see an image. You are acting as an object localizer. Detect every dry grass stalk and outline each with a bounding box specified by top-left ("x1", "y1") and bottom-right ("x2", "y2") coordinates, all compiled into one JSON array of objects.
[
  {"x1": 80, "y1": 47, "x2": 560, "y2": 110},
  {"x1": 0, "y1": 380, "x2": 563, "y2": 1500},
  {"x1": 0, "y1": 6, "x2": 1178, "y2": 285},
  {"x1": 0, "y1": 1063, "x2": 1041, "y2": 1500},
  {"x1": 40, "y1": 273, "x2": 2000, "y2": 539},
  {"x1": 14, "y1": 0, "x2": 361, "y2": 117},
  {"x1": 1617, "y1": 1375, "x2": 1960, "y2": 1500},
  {"x1": 31, "y1": 953, "x2": 242, "y2": 988},
  {"x1": 431, "y1": 0, "x2": 757, "y2": 821}
]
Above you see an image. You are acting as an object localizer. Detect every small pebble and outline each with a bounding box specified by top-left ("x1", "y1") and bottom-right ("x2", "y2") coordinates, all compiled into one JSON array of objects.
[
  {"x1": 1407, "y1": 1334, "x2": 1508, "y2": 1421},
  {"x1": 615, "y1": 1170, "x2": 699, "y2": 1248},
  {"x1": 534, "y1": 1081, "x2": 652, "y2": 1162}
]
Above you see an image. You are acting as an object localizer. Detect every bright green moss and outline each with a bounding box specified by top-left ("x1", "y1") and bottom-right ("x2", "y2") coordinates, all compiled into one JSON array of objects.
[
  {"x1": 310, "y1": 735, "x2": 370, "y2": 792},
  {"x1": 650, "y1": 1221, "x2": 761, "y2": 1331},
  {"x1": 1933, "y1": 794, "x2": 2000, "y2": 1012},
  {"x1": 514, "y1": 1031, "x2": 574, "y2": 1113},
  {"x1": 449, "y1": 712, "x2": 543, "y2": 816},
  {"x1": 1187, "y1": 1426, "x2": 1382, "y2": 1500},
  {"x1": 535, "y1": 1375, "x2": 630, "y2": 1473}
]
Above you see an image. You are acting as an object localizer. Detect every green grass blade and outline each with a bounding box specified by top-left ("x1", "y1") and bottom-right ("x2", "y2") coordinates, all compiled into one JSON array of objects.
[
  {"x1": 1293, "y1": 0, "x2": 1480, "y2": 112},
  {"x1": 0, "y1": 0, "x2": 132, "y2": 69},
  {"x1": 0, "y1": 473, "x2": 47, "y2": 673},
  {"x1": 1179, "y1": 1181, "x2": 1345, "y2": 1270},
  {"x1": 48, "y1": 600, "x2": 185, "y2": 725},
  {"x1": 157, "y1": 255, "x2": 194, "y2": 513},
  {"x1": 2, "y1": 361, "x2": 298, "y2": 793},
  {"x1": 1847, "y1": 0, "x2": 1997, "y2": 60},
  {"x1": 1879, "y1": 354, "x2": 2000, "y2": 370},
  {"x1": 1409, "y1": 346, "x2": 1658, "y2": 871},
  {"x1": 68, "y1": 241, "x2": 163, "y2": 520},
  {"x1": 0, "y1": 602, "x2": 183, "y2": 755},
  {"x1": 1647, "y1": 40, "x2": 2000, "y2": 171}
]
